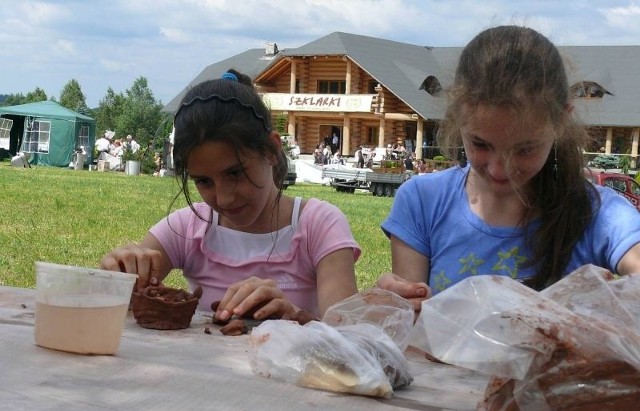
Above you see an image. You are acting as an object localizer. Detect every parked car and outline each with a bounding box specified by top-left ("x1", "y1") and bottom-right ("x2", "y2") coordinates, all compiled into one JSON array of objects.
[
  {"x1": 283, "y1": 153, "x2": 297, "y2": 189},
  {"x1": 584, "y1": 169, "x2": 640, "y2": 211}
]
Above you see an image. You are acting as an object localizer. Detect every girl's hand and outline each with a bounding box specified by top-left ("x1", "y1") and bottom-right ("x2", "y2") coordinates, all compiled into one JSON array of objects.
[
  {"x1": 99, "y1": 243, "x2": 164, "y2": 292},
  {"x1": 376, "y1": 272, "x2": 431, "y2": 312},
  {"x1": 215, "y1": 277, "x2": 298, "y2": 321}
]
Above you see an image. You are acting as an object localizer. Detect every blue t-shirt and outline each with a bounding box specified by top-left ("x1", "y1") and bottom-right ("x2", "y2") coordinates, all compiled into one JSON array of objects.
[{"x1": 381, "y1": 166, "x2": 640, "y2": 294}]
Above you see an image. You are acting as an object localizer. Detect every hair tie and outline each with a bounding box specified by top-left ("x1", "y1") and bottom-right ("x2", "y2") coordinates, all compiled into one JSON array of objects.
[{"x1": 221, "y1": 72, "x2": 238, "y2": 82}]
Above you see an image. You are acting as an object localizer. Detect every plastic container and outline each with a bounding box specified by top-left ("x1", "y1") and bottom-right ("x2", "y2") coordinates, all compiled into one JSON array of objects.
[
  {"x1": 34, "y1": 262, "x2": 137, "y2": 355},
  {"x1": 73, "y1": 152, "x2": 85, "y2": 170},
  {"x1": 125, "y1": 160, "x2": 141, "y2": 175}
]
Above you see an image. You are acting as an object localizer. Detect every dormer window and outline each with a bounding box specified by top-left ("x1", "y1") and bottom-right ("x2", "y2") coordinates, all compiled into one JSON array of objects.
[
  {"x1": 420, "y1": 75, "x2": 442, "y2": 96},
  {"x1": 570, "y1": 81, "x2": 611, "y2": 99}
]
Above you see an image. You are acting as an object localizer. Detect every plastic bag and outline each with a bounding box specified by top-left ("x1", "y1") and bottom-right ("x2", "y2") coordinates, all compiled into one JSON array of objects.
[
  {"x1": 410, "y1": 264, "x2": 640, "y2": 410},
  {"x1": 249, "y1": 320, "x2": 413, "y2": 398},
  {"x1": 322, "y1": 288, "x2": 415, "y2": 350}
]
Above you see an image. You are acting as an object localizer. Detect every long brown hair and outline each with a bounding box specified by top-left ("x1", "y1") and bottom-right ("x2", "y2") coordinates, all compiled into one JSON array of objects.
[{"x1": 437, "y1": 26, "x2": 599, "y2": 289}]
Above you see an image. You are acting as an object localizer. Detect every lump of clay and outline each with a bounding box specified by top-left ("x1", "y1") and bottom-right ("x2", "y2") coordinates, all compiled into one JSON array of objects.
[
  {"x1": 131, "y1": 285, "x2": 202, "y2": 330},
  {"x1": 481, "y1": 348, "x2": 640, "y2": 411}
]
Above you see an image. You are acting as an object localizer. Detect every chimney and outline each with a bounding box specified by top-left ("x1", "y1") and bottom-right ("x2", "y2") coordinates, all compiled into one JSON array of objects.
[{"x1": 265, "y1": 42, "x2": 278, "y2": 56}]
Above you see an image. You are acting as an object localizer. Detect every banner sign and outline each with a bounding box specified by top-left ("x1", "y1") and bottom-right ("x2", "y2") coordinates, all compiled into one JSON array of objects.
[{"x1": 263, "y1": 93, "x2": 374, "y2": 113}]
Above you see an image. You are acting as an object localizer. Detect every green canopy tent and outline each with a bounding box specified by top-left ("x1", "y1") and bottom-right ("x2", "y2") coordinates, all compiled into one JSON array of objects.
[{"x1": 0, "y1": 100, "x2": 96, "y2": 167}]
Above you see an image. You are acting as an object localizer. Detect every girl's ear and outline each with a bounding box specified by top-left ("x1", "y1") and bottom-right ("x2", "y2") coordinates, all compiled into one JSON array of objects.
[
  {"x1": 268, "y1": 131, "x2": 282, "y2": 166},
  {"x1": 565, "y1": 103, "x2": 575, "y2": 114},
  {"x1": 270, "y1": 131, "x2": 282, "y2": 149}
]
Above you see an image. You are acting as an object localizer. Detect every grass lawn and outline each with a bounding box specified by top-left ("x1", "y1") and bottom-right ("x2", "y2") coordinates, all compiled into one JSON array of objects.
[{"x1": 0, "y1": 163, "x2": 394, "y2": 291}]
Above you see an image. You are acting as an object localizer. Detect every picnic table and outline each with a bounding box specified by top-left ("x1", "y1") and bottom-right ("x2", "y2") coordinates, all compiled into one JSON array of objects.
[{"x1": 0, "y1": 285, "x2": 488, "y2": 410}]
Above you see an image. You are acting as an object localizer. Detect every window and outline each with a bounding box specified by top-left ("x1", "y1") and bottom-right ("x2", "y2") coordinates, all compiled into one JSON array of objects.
[
  {"x1": 366, "y1": 126, "x2": 378, "y2": 144},
  {"x1": 367, "y1": 80, "x2": 379, "y2": 94},
  {"x1": 570, "y1": 81, "x2": 611, "y2": 99},
  {"x1": 77, "y1": 124, "x2": 90, "y2": 150},
  {"x1": 420, "y1": 75, "x2": 442, "y2": 96},
  {"x1": 604, "y1": 178, "x2": 625, "y2": 193},
  {"x1": 0, "y1": 117, "x2": 12, "y2": 150},
  {"x1": 317, "y1": 80, "x2": 346, "y2": 94},
  {"x1": 21, "y1": 120, "x2": 51, "y2": 153}
]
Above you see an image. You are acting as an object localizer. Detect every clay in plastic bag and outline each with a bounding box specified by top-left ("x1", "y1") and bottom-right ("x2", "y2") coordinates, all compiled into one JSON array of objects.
[
  {"x1": 249, "y1": 320, "x2": 413, "y2": 398},
  {"x1": 409, "y1": 264, "x2": 640, "y2": 411},
  {"x1": 322, "y1": 288, "x2": 415, "y2": 350}
]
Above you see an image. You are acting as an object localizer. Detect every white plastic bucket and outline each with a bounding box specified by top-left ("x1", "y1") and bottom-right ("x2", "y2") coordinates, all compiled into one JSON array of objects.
[
  {"x1": 125, "y1": 160, "x2": 141, "y2": 175},
  {"x1": 74, "y1": 152, "x2": 85, "y2": 170}
]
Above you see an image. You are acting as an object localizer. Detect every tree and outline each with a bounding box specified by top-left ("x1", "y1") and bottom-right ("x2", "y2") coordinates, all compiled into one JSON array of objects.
[
  {"x1": 115, "y1": 77, "x2": 163, "y2": 152},
  {"x1": 619, "y1": 152, "x2": 631, "y2": 175},
  {"x1": 589, "y1": 154, "x2": 619, "y2": 171},
  {"x1": 95, "y1": 87, "x2": 125, "y2": 134},
  {"x1": 2, "y1": 93, "x2": 27, "y2": 106},
  {"x1": 25, "y1": 87, "x2": 48, "y2": 103},
  {"x1": 274, "y1": 113, "x2": 288, "y2": 134},
  {"x1": 59, "y1": 79, "x2": 89, "y2": 114}
]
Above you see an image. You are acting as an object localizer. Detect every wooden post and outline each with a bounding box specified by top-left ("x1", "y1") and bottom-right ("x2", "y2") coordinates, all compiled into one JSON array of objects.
[
  {"x1": 287, "y1": 112, "x2": 296, "y2": 138},
  {"x1": 343, "y1": 116, "x2": 351, "y2": 156},
  {"x1": 288, "y1": 61, "x2": 297, "y2": 147},
  {"x1": 416, "y1": 119, "x2": 424, "y2": 159},
  {"x1": 632, "y1": 127, "x2": 639, "y2": 169},
  {"x1": 289, "y1": 60, "x2": 296, "y2": 93},
  {"x1": 378, "y1": 117, "x2": 385, "y2": 148},
  {"x1": 375, "y1": 84, "x2": 385, "y2": 148}
]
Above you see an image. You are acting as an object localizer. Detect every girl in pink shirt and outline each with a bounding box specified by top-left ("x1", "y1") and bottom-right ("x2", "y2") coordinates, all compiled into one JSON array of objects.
[{"x1": 101, "y1": 69, "x2": 360, "y2": 321}]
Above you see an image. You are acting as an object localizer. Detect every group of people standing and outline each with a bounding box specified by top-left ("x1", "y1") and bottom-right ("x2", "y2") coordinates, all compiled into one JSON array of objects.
[
  {"x1": 100, "y1": 26, "x2": 640, "y2": 334},
  {"x1": 313, "y1": 141, "x2": 346, "y2": 165},
  {"x1": 94, "y1": 132, "x2": 141, "y2": 166}
]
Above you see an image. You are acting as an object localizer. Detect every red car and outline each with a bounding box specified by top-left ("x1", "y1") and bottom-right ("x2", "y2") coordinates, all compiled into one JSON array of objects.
[{"x1": 584, "y1": 169, "x2": 640, "y2": 211}]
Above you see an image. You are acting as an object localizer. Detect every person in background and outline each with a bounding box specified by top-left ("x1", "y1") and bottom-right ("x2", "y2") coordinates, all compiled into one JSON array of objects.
[
  {"x1": 101, "y1": 69, "x2": 360, "y2": 321},
  {"x1": 365, "y1": 151, "x2": 374, "y2": 169},
  {"x1": 355, "y1": 146, "x2": 365, "y2": 168},
  {"x1": 290, "y1": 140, "x2": 300, "y2": 159},
  {"x1": 331, "y1": 132, "x2": 340, "y2": 154},
  {"x1": 126, "y1": 134, "x2": 141, "y2": 153},
  {"x1": 404, "y1": 152, "x2": 415, "y2": 171},
  {"x1": 313, "y1": 144, "x2": 323, "y2": 165},
  {"x1": 95, "y1": 132, "x2": 111, "y2": 160},
  {"x1": 377, "y1": 25, "x2": 640, "y2": 311},
  {"x1": 322, "y1": 143, "x2": 331, "y2": 165},
  {"x1": 110, "y1": 139, "x2": 124, "y2": 158},
  {"x1": 386, "y1": 143, "x2": 394, "y2": 159},
  {"x1": 417, "y1": 159, "x2": 429, "y2": 175},
  {"x1": 331, "y1": 152, "x2": 345, "y2": 165}
]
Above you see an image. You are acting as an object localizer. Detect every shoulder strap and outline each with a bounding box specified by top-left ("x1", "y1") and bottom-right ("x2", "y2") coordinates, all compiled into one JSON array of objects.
[{"x1": 291, "y1": 197, "x2": 302, "y2": 229}]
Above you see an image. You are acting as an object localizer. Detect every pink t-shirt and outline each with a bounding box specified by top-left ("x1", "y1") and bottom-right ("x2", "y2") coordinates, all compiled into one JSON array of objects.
[{"x1": 149, "y1": 198, "x2": 361, "y2": 317}]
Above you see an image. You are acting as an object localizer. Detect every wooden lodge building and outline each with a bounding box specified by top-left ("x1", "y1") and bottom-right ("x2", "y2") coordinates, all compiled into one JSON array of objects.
[{"x1": 163, "y1": 32, "x2": 640, "y2": 163}]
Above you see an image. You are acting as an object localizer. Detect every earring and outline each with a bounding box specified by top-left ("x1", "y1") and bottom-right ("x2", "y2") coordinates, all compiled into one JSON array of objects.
[
  {"x1": 459, "y1": 146, "x2": 467, "y2": 168},
  {"x1": 552, "y1": 141, "x2": 558, "y2": 180}
]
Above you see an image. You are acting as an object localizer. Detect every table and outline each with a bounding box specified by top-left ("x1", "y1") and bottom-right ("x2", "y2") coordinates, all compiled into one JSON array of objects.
[{"x1": 0, "y1": 286, "x2": 488, "y2": 411}]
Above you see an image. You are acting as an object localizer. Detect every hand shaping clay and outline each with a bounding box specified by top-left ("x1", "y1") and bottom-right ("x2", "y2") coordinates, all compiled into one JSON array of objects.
[{"x1": 210, "y1": 300, "x2": 317, "y2": 336}]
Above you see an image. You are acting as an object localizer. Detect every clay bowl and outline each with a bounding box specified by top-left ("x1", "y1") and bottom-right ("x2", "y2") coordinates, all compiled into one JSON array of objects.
[{"x1": 131, "y1": 285, "x2": 202, "y2": 330}]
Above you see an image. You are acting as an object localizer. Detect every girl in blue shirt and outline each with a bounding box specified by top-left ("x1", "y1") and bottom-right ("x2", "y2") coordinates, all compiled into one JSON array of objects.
[{"x1": 378, "y1": 25, "x2": 640, "y2": 311}]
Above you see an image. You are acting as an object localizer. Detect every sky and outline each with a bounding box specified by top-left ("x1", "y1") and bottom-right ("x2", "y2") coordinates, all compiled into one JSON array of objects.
[{"x1": 1, "y1": 0, "x2": 639, "y2": 108}]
